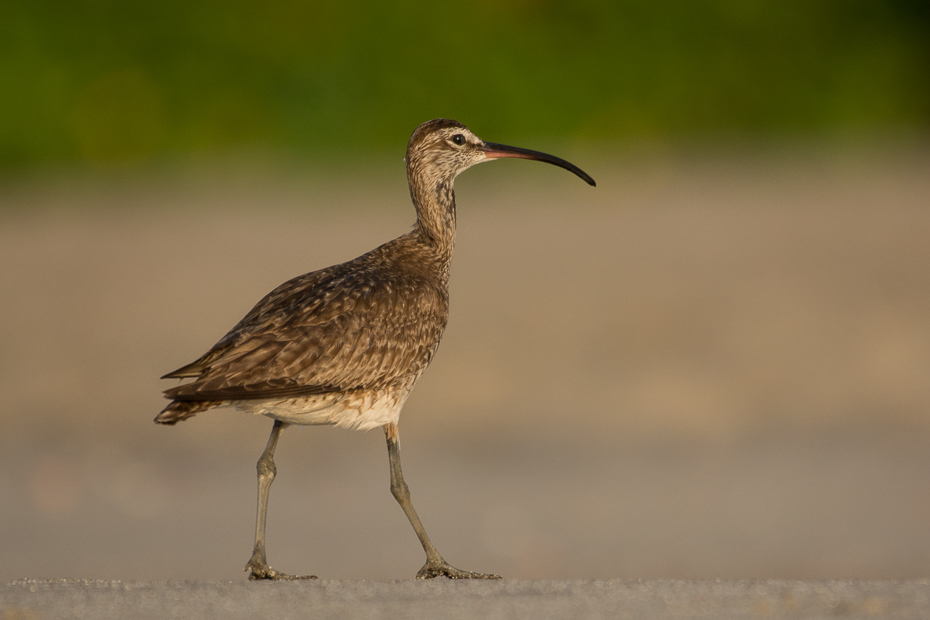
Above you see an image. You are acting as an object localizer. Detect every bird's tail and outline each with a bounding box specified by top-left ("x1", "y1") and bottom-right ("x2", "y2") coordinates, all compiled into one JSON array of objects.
[{"x1": 154, "y1": 400, "x2": 213, "y2": 425}]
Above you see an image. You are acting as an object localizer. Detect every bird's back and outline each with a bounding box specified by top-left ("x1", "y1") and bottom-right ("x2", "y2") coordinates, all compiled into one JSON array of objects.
[{"x1": 156, "y1": 231, "x2": 450, "y2": 425}]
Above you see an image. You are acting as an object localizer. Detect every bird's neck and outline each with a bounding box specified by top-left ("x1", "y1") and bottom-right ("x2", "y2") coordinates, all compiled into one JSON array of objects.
[{"x1": 408, "y1": 166, "x2": 457, "y2": 262}]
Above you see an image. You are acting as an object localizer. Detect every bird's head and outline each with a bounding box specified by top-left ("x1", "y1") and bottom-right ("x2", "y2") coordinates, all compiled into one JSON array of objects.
[{"x1": 405, "y1": 119, "x2": 596, "y2": 187}]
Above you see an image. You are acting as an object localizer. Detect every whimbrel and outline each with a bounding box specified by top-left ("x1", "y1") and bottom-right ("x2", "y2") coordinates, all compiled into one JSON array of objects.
[{"x1": 157, "y1": 119, "x2": 595, "y2": 580}]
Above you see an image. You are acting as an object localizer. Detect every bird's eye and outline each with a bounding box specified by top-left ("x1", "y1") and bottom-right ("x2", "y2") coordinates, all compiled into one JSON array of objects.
[{"x1": 451, "y1": 134, "x2": 466, "y2": 146}]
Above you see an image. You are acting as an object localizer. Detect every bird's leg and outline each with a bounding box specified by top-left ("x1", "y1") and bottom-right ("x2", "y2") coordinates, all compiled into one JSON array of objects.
[
  {"x1": 383, "y1": 423, "x2": 500, "y2": 579},
  {"x1": 245, "y1": 420, "x2": 317, "y2": 581}
]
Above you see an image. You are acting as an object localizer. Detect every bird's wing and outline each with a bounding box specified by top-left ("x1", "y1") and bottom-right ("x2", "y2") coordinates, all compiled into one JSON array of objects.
[{"x1": 163, "y1": 264, "x2": 447, "y2": 402}]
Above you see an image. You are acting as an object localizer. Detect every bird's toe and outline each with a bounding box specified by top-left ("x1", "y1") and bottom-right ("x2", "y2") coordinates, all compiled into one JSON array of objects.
[
  {"x1": 416, "y1": 560, "x2": 501, "y2": 580},
  {"x1": 245, "y1": 559, "x2": 317, "y2": 581}
]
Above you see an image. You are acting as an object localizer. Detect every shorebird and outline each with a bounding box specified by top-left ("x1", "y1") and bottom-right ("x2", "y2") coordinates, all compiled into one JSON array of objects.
[{"x1": 157, "y1": 118, "x2": 595, "y2": 580}]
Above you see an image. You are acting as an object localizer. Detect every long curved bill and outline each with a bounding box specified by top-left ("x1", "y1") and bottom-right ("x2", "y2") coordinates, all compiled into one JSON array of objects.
[{"x1": 480, "y1": 142, "x2": 596, "y2": 187}]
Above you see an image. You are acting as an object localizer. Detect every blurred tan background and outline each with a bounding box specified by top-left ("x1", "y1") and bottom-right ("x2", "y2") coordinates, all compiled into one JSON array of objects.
[{"x1": 2, "y1": 143, "x2": 929, "y2": 581}]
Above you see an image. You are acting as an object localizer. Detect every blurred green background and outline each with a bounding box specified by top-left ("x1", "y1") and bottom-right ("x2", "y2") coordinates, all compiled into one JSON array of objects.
[{"x1": 2, "y1": 0, "x2": 928, "y2": 168}]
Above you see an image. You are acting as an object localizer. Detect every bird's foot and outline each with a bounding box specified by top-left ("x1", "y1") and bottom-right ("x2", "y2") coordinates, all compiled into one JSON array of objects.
[
  {"x1": 416, "y1": 559, "x2": 501, "y2": 580},
  {"x1": 245, "y1": 558, "x2": 317, "y2": 581}
]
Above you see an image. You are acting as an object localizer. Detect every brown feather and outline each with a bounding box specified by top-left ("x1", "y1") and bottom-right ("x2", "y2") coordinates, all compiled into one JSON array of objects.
[{"x1": 159, "y1": 233, "x2": 447, "y2": 412}]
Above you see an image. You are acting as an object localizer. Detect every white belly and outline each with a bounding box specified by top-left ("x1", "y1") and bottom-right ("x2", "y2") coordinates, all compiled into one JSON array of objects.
[{"x1": 231, "y1": 389, "x2": 409, "y2": 431}]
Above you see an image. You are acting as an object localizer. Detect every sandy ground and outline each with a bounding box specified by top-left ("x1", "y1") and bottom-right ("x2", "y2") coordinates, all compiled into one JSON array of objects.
[
  {"x1": 4, "y1": 579, "x2": 930, "y2": 620},
  {"x1": 1, "y1": 143, "x2": 929, "y2": 583}
]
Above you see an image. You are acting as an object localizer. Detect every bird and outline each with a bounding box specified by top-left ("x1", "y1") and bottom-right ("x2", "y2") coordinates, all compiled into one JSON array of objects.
[{"x1": 156, "y1": 118, "x2": 595, "y2": 580}]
